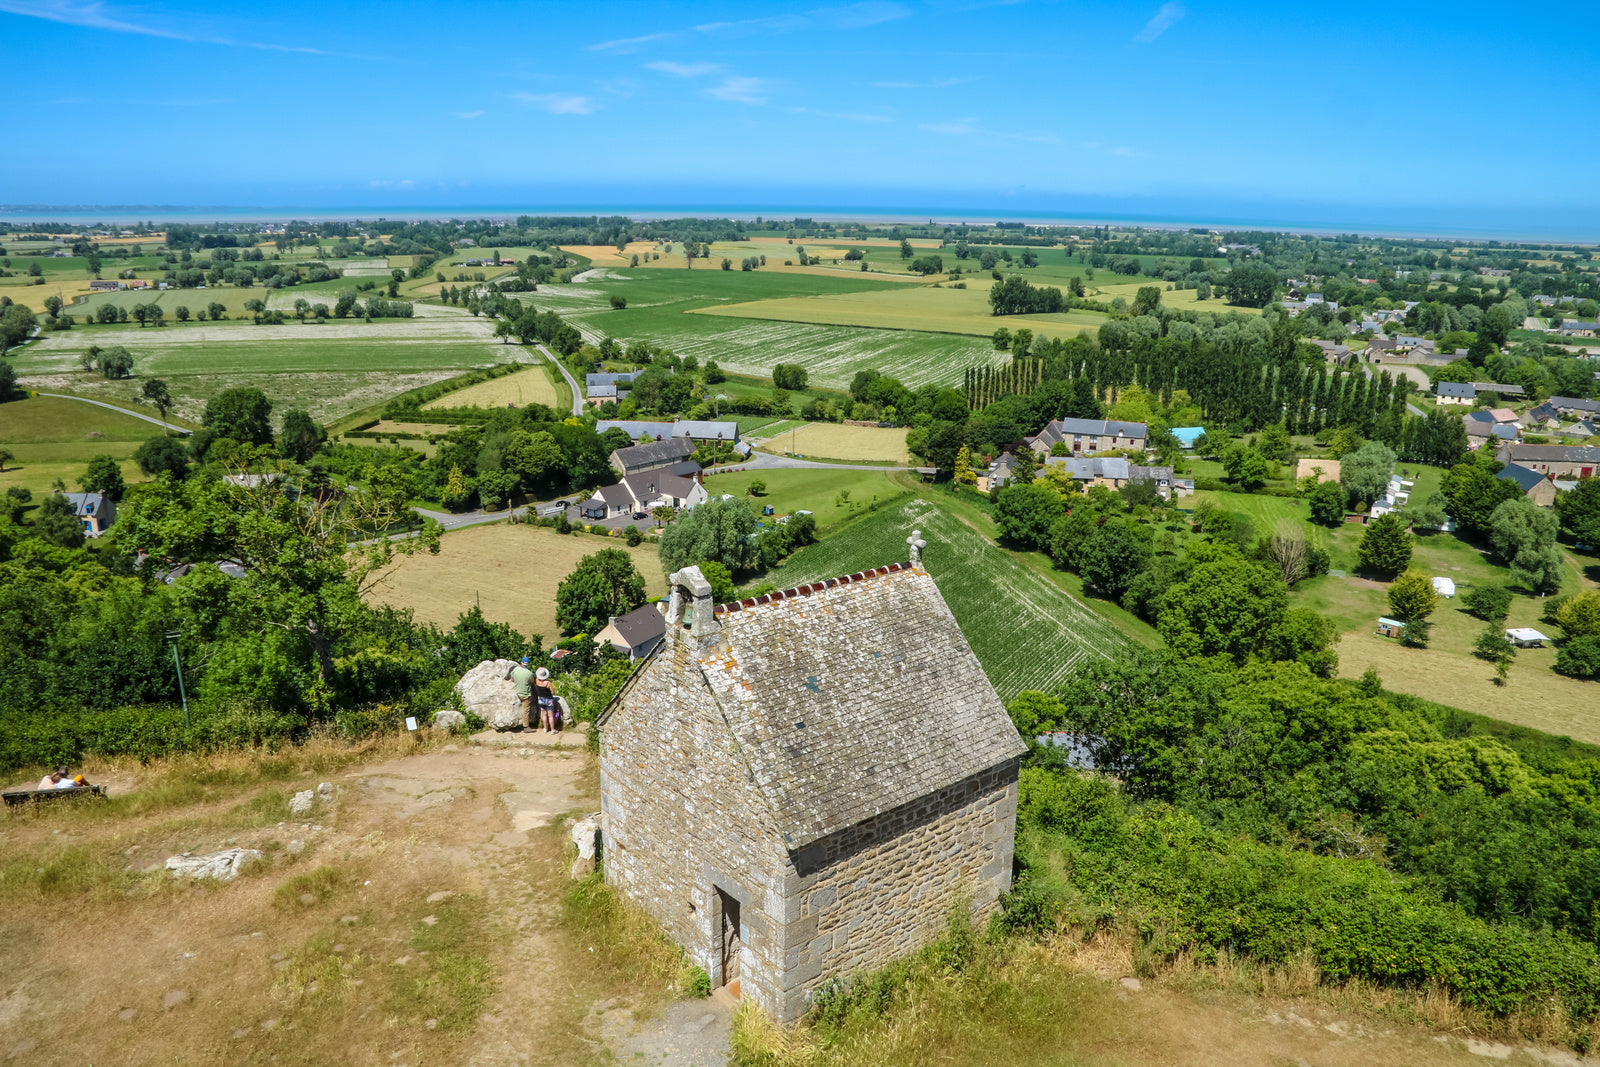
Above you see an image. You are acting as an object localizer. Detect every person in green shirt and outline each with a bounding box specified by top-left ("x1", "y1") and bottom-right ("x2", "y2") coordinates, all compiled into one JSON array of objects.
[{"x1": 511, "y1": 656, "x2": 535, "y2": 730}]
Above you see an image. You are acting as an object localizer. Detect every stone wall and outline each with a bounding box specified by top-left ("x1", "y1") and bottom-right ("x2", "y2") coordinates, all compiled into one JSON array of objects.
[
  {"x1": 773, "y1": 760, "x2": 1018, "y2": 1022},
  {"x1": 601, "y1": 636, "x2": 792, "y2": 1016}
]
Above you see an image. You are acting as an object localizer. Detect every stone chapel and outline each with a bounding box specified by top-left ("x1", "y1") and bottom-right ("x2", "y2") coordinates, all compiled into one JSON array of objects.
[{"x1": 597, "y1": 539, "x2": 1026, "y2": 1022}]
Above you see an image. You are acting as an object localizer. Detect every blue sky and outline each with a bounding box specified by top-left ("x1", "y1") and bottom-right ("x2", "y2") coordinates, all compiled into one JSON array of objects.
[{"x1": 2, "y1": 0, "x2": 1597, "y2": 235}]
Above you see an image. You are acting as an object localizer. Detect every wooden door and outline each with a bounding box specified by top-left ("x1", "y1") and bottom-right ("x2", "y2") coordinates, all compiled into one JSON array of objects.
[{"x1": 718, "y1": 889, "x2": 741, "y2": 991}]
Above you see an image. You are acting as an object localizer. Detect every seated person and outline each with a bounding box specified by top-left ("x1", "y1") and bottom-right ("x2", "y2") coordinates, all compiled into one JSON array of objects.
[
  {"x1": 70, "y1": 774, "x2": 91, "y2": 789},
  {"x1": 38, "y1": 767, "x2": 66, "y2": 790}
]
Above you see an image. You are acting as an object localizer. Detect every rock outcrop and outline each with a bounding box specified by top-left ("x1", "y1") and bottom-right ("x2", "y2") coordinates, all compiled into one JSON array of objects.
[
  {"x1": 433, "y1": 709, "x2": 467, "y2": 731},
  {"x1": 165, "y1": 848, "x2": 263, "y2": 881},
  {"x1": 456, "y1": 659, "x2": 524, "y2": 731},
  {"x1": 289, "y1": 789, "x2": 314, "y2": 815},
  {"x1": 569, "y1": 812, "x2": 603, "y2": 877}
]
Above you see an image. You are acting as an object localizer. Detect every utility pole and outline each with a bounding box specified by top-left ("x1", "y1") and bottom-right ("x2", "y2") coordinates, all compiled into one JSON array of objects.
[{"x1": 166, "y1": 631, "x2": 189, "y2": 729}]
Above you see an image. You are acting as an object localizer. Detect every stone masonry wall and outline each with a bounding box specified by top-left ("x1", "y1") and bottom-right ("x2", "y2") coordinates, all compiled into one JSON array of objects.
[
  {"x1": 774, "y1": 760, "x2": 1018, "y2": 1022},
  {"x1": 601, "y1": 635, "x2": 793, "y2": 1016}
]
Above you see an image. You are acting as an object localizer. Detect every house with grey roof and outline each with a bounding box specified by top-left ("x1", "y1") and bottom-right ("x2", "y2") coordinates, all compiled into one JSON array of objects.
[
  {"x1": 1435, "y1": 381, "x2": 1475, "y2": 405},
  {"x1": 580, "y1": 468, "x2": 708, "y2": 521},
  {"x1": 596, "y1": 419, "x2": 740, "y2": 445},
  {"x1": 1549, "y1": 396, "x2": 1600, "y2": 418},
  {"x1": 586, "y1": 371, "x2": 639, "y2": 406},
  {"x1": 1496, "y1": 463, "x2": 1557, "y2": 507},
  {"x1": 1025, "y1": 417, "x2": 1147, "y2": 456},
  {"x1": 63, "y1": 492, "x2": 116, "y2": 537},
  {"x1": 611, "y1": 436, "x2": 696, "y2": 477},
  {"x1": 1496, "y1": 443, "x2": 1600, "y2": 480},
  {"x1": 593, "y1": 603, "x2": 668, "y2": 660},
  {"x1": 599, "y1": 556, "x2": 1025, "y2": 1022}
]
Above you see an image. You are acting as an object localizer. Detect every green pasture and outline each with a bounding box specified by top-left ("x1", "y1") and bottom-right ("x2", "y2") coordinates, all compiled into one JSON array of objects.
[
  {"x1": 63, "y1": 286, "x2": 268, "y2": 319},
  {"x1": 757, "y1": 499, "x2": 1134, "y2": 700},
  {"x1": 701, "y1": 467, "x2": 909, "y2": 533},
  {"x1": 0, "y1": 395, "x2": 162, "y2": 498}
]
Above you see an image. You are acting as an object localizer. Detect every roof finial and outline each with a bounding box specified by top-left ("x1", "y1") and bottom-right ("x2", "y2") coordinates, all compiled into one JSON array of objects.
[{"x1": 907, "y1": 530, "x2": 927, "y2": 566}]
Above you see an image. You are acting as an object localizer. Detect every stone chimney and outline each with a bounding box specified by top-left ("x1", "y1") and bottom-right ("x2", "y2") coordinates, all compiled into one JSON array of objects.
[{"x1": 906, "y1": 530, "x2": 927, "y2": 566}]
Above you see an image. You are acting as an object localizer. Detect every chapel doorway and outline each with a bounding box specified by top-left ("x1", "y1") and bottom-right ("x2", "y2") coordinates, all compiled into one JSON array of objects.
[{"x1": 717, "y1": 888, "x2": 742, "y2": 995}]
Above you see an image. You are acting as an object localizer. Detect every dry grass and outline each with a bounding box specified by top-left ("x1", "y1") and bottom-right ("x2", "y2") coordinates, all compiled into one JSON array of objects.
[
  {"x1": 756, "y1": 423, "x2": 912, "y2": 465},
  {"x1": 1091, "y1": 280, "x2": 1263, "y2": 316},
  {"x1": 365, "y1": 523, "x2": 666, "y2": 639},
  {"x1": 558, "y1": 241, "x2": 661, "y2": 267},
  {"x1": 0, "y1": 277, "x2": 104, "y2": 312},
  {"x1": 730, "y1": 925, "x2": 1590, "y2": 1067},
  {"x1": 422, "y1": 364, "x2": 560, "y2": 410},
  {"x1": 1338, "y1": 633, "x2": 1600, "y2": 743}
]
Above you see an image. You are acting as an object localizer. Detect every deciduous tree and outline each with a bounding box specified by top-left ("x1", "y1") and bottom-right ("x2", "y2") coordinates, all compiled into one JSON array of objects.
[{"x1": 555, "y1": 549, "x2": 648, "y2": 635}]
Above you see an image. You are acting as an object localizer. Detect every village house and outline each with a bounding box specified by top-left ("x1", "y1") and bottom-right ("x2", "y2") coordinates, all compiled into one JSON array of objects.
[
  {"x1": 579, "y1": 468, "x2": 707, "y2": 521},
  {"x1": 1024, "y1": 417, "x2": 1147, "y2": 456},
  {"x1": 63, "y1": 493, "x2": 116, "y2": 537},
  {"x1": 1310, "y1": 339, "x2": 1352, "y2": 364},
  {"x1": 1559, "y1": 322, "x2": 1599, "y2": 338},
  {"x1": 592, "y1": 603, "x2": 668, "y2": 660},
  {"x1": 1547, "y1": 396, "x2": 1600, "y2": 420},
  {"x1": 1435, "y1": 381, "x2": 1475, "y2": 405},
  {"x1": 1496, "y1": 463, "x2": 1558, "y2": 507},
  {"x1": 586, "y1": 371, "x2": 639, "y2": 406},
  {"x1": 1496, "y1": 443, "x2": 1600, "y2": 480},
  {"x1": 88, "y1": 280, "x2": 124, "y2": 291},
  {"x1": 596, "y1": 419, "x2": 740, "y2": 447},
  {"x1": 1043, "y1": 456, "x2": 1181, "y2": 497},
  {"x1": 610, "y1": 437, "x2": 696, "y2": 477},
  {"x1": 598, "y1": 554, "x2": 1026, "y2": 1022},
  {"x1": 975, "y1": 453, "x2": 1017, "y2": 493},
  {"x1": 1464, "y1": 411, "x2": 1519, "y2": 445}
]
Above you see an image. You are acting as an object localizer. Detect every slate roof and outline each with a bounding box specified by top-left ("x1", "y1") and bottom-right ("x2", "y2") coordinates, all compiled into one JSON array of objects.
[
  {"x1": 613, "y1": 437, "x2": 695, "y2": 470},
  {"x1": 609, "y1": 603, "x2": 666, "y2": 648},
  {"x1": 1502, "y1": 444, "x2": 1600, "y2": 463},
  {"x1": 621, "y1": 469, "x2": 698, "y2": 503},
  {"x1": 597, "y1": 419, "x2": 740, "y2": 442},
  {"x1": 1550, "y1": 396, "x2": 1600, "y2": 415},
  {"x1": 586, "y1": 371, "x2": 639, "y2": 388},
  {"x1": 1472, "y1": 382, "x2": 1525, "y2": 395},
  {"x1": 1497, "y1": 463, "x2": 1546, "y2": 494},
  {"x1": 1436, "y1": 381, "x2": 1475, "y2": 399},
  {"x1": 63, "y1": 492, "x2": 110, "y2": 519},
  {"x1": 697, "y1": 564, "x2": 1026, "y2": 850}
]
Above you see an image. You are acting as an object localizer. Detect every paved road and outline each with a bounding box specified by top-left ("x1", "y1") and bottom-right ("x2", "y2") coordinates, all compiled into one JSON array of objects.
[
  {"x1": 533, "y1": 342, "x2": 582, "y2": 416},
  {"x1": 38, "y1": 392, "x2": 191, "y2": 434}
]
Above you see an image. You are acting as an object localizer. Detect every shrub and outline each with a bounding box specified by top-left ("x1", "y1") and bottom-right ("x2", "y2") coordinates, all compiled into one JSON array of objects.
[
  {"x1": 1556, "y1": 635, "x2": 1600, "y2": 680},
  {"x1": 1462, "y1": 584, "x2": 1513, "y2": 622}
]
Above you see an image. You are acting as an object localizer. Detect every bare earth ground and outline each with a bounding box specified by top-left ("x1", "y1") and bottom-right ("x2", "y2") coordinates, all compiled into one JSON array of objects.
[{"x1": 1, "y1": 738, "x2": 1589, "y2": 1067}]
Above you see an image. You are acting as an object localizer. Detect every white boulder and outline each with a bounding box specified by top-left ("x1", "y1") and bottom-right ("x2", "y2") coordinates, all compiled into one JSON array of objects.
[
  {"x1": 569, "y1": 812, "x2": 603, "y2": 878},
  {"x1": 289, "y1": 789, "x2": 314, "y2": 815},
  {"x1": 433, "y1": 709, "x2": 467, "y2": 731},
  {"x1": 166, "y1": 848, "x2": 263, "y2": 881},
  {"x1": 456, "y1": 658, "x2": 524, "y2": 731}
]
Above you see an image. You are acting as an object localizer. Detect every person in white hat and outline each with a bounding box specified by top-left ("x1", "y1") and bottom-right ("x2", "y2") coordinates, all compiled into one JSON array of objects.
[{"x1": 534, "y1": 666, "x2": 558, "y2": 733}]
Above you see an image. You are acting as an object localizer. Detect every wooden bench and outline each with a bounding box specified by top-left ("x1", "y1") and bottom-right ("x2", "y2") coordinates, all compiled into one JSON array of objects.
[{"x1": 2, "y1": 785, "x2": 106, "y2": 807}]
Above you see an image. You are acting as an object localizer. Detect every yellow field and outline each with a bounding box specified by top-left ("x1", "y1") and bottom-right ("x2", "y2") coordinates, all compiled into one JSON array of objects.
[
  {"x1": 757, "y1": 422, "x2": 913, "y2": 464},
  {"x1": 690, "y1": 279, "x2": 1107, "y2": 338},
  {"x1": 423, "y1": 365, "x2": 561, "y2": 410},
  {"x1": 559, "y1": 241, "x2": 661, "y2": 267},
  {"x1": 365, "y1": 523, "x2": 665, "y2": 639},
  {"x1": 1339, "y1": 632, "x2": 1600, "y2": 746},
  {"x1": 369, "y1": 420, "x2": 458, "y2": 435},
  {"x1": 0, "y1": 276, "x2": 103, "y2": 313},
  {"x1": 1091, "y1": 280, "x2": 1261, "y2": 316}
]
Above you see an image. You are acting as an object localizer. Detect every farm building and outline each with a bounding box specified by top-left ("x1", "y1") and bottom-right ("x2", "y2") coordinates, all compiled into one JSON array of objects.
[
  {"x1": 1496, "y1": 463, "x2": 1557, "y2": 507},
  {"x1": 1495, "y1": 444, "x2": 1600, "y2": 480},
  {"x1": 598, "y1": 554, "x2": 1026, "y2": 1022},
  {"x1": 1024, "y1": 417, "x2": 1147, "y2": 456},
  {"x1": 593, "y1": 603, "x2": 667, "y2": 660},
  {"x1": 611, "y1": 437, "x2": 696, "y2": 477}
]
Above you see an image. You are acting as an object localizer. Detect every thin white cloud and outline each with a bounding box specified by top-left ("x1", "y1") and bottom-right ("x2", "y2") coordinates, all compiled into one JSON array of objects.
[
  {"x1": 921, "y1": 117, "x2": 1058, "y2": 143},
  {"x1": 921, "y1": 118, "x2": 978, "y2": 135},
  {"x1": 1134, "y1": 1, "x2": 1185, "y2": 42},
  {"x1": 645, "y1": 60, "x2": 721, "y2": 77},
  {"x1": 588, "y1": 30, "x2": 675, "y2": 53},
  {"x1": 0, "y1": 0, "x2": 376, "y2": 57},
  {"x1": 455, "y1": 110, "x2": 484, "y2": 119},
  {"x1": 790, "y1": 106, "x2": 891, "y2": 123},
  {"x1": 510, "y1": 92, "x2": 599, "y2": 115},
  {"x1": 591, "y1": 2, "x2": 908, "y2": 51},
  {"x1": 704, "y1": 77, "x2": 768, "y2": 105},
  {"x1": 872, "y1": 76, "x2": 972, "y2": 89}
]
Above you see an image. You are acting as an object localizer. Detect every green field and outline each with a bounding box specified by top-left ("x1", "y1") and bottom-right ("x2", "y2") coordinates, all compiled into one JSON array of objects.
[
  {"x1": 11, "y1": 313, "x2": 508, "y2": 423},
  {"x1": 0, "y1": 395, "x2": 162, "y2": 497},
  {"x1": 702, "y1": 467, "x2": 909, "y2": 533},
  {"x1": 758, "y1": 499, "x2": 1133, "y2": 700},
  {"x1": 512, "y1": 270, "x2": 1007, "y2": 389}
]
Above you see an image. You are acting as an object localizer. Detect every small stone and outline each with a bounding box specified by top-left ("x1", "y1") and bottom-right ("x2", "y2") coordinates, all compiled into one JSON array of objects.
[
  {"x1": 286, "y1": 840, "x2": 305, "y2": 856},
  {"x1": 394, "y1": 955, "x2": 412, "y2": 966},
  {"x1": 259, "y1": 1018, "x2": 277, "y2": 1031},
  {"x1": 332, "y1": 944, "x2": 346, "y2": 954},
  {"x1": 299, "y1": 892, "x2": 316, "y2": 905},
  {"x1": 433, "y1": 710, "x2": 466, "y2": 732},
  {"x1": 289, "y1": 790, "x2": 314, "y2": 816},
  {"x1": 233, "y1": 1027, "x2": 253, "y2": 1039},
  {"x1": 426, "y1": 890, "x2": 453, "y2": 903},
  {"x1": 340, "y1": 914, "x2": 359, "y2": 925},
  {"x1": 1118, "y1": 977, "x2": 1142, "y2": 993},
  {"x1": 420, "y1": 915, "x2": 438, "y2": 926},
  {"x1": 175, "y1": 952, "x2": 196, "y2": 960},
  {"x1": 274, "y1": 960, "x2": 290, "y2": 970},
  {"x1": 424, "y1": 1018, "x2": 438, "y2": 1030},
  {"x1": 162, "y1": 989, "x2": 190, "y2": 1009},
  {"x1": 305, "y1": 980, "x2": 318, "y2": 993},
  {"x1": 250, "y1": 931, "x2": 263, "y2": 938},
  {"x1": 118, "y1": 1008, "x2": 138, "y2": 1022},
  {"x1": 568, "y1": 812, "x2": 603, "y2": 878},
  {"x1": 270, "y1": 952, "x2": 286, "y2": 962},
  {"x1": 317, "y1": 782, "x2": 333, "y2": 799},
  {"x1": 165, "y1": 848, "x2": 263, "y2": 882},
  {"x1": 10, "y1": 1040, "x2": 37, "y2": 1057}
]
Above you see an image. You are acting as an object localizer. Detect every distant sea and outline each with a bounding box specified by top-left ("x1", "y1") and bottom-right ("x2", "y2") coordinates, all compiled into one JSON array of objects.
[{"x1": 2, "y1": 201, "x2": 1595, "y2": 244}]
